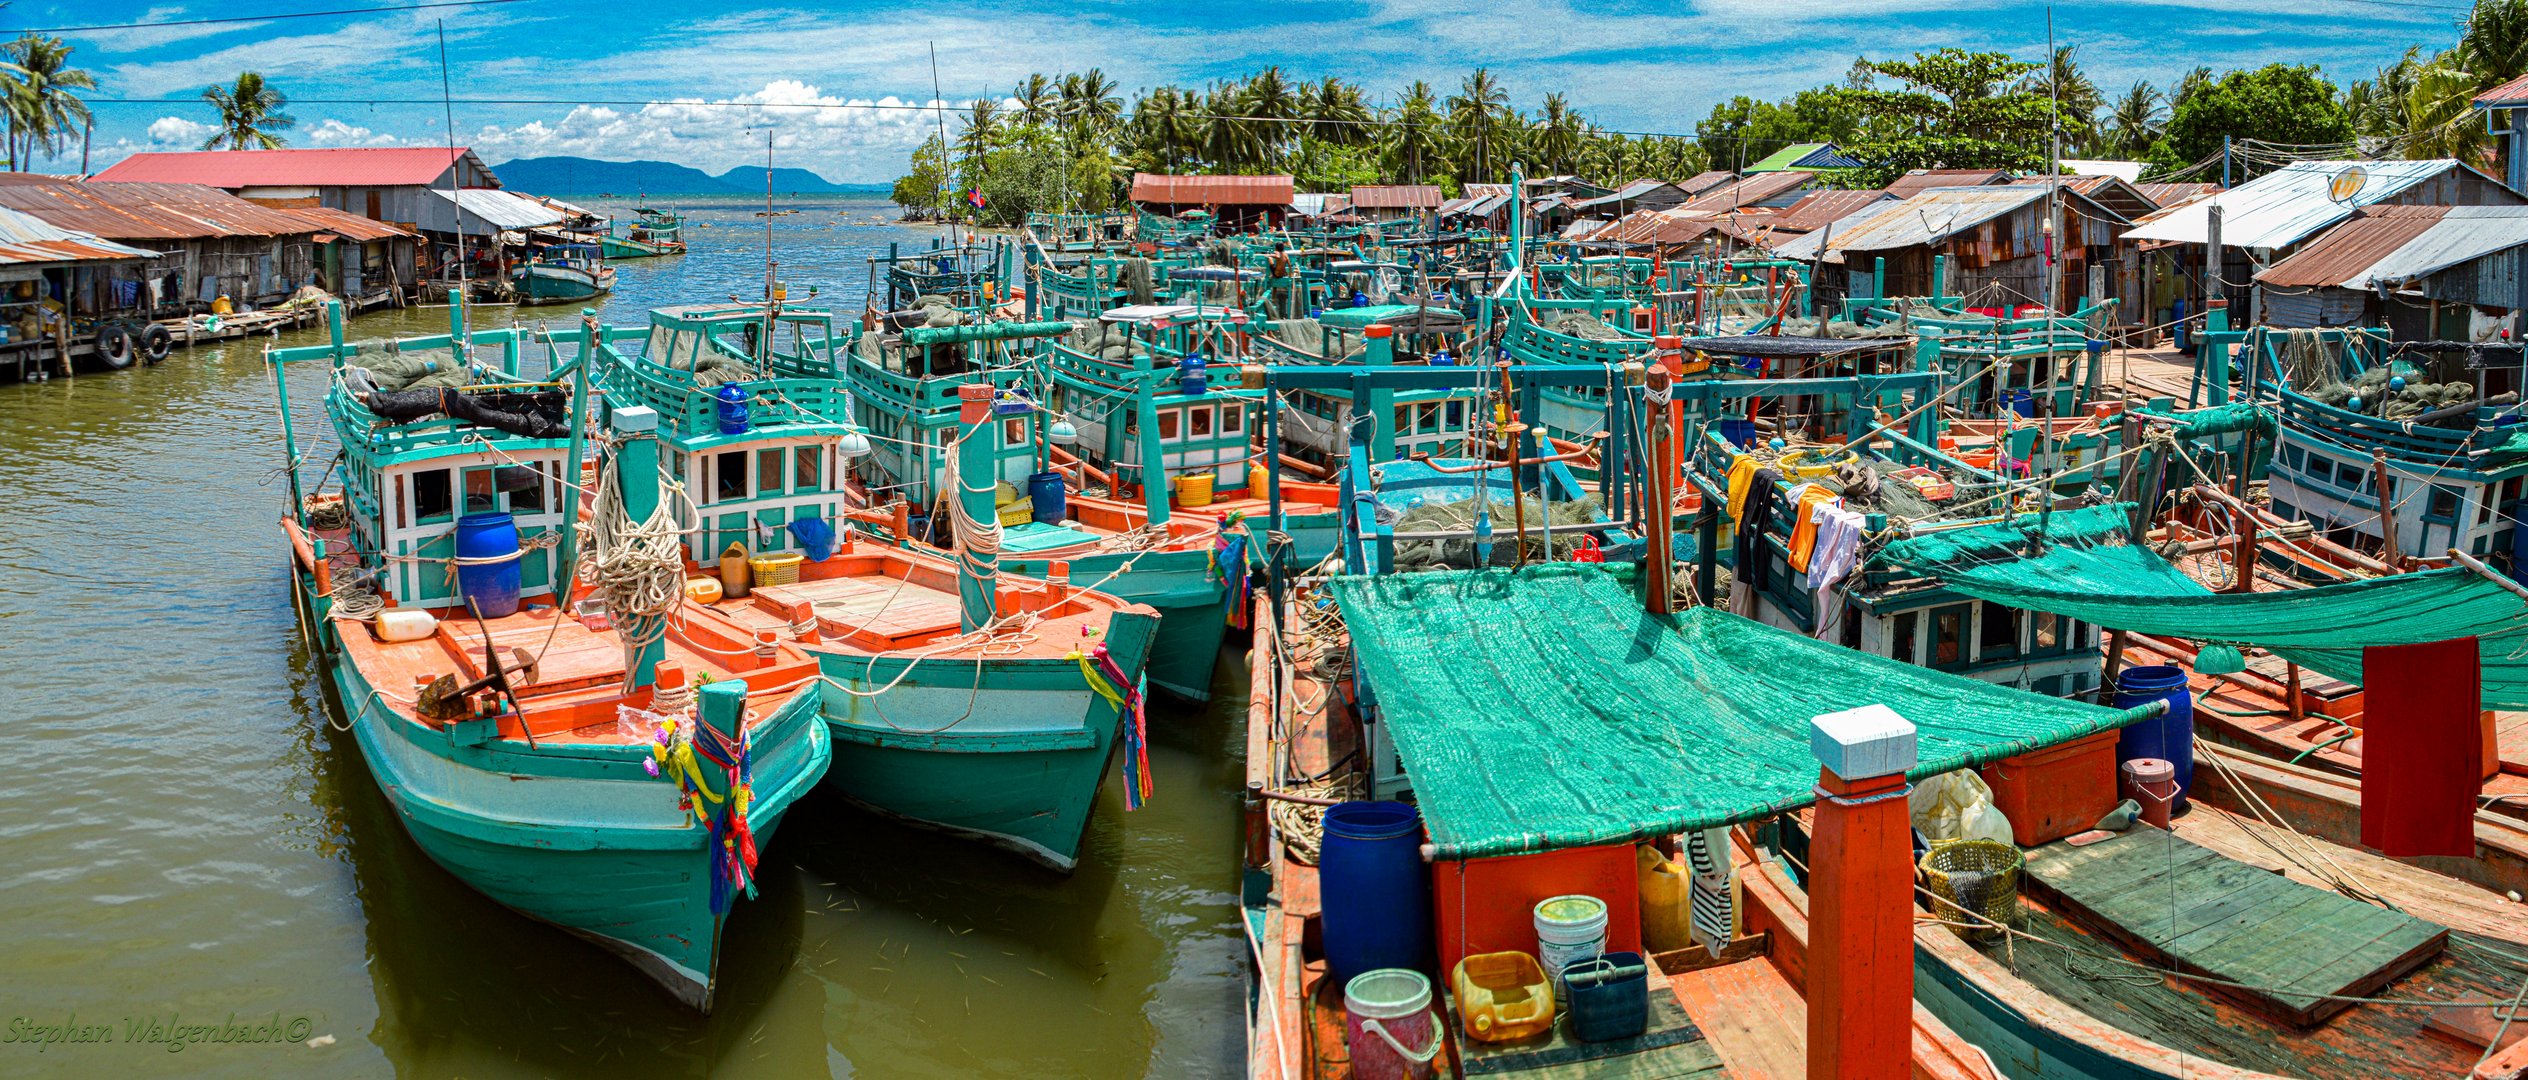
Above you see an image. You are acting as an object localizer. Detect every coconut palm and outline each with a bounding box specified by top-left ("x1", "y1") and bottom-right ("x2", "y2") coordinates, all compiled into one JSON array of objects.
[
  {"x1": 2455, "y1": 0, "x2": 2528, "y2": 83},
  {"x1": 2103, "y1": 79, "x2": 2162, "y2": 160},
  {"x1": 1384, "y1": 81, "x2": 1445, "y2": 185},
  {"x1": 1531, "y1": 93, "x2": 1584, "y2": 176},
  {"x1": 1199, "y1": 83, "x2": 1265, "y2": 171},
  {"x1": 1134, "y1": 86, "x2": 1197, "y2": 172},
  {"x1": 201, "y1": 72, "x2": 293, "y2": 150},
  {"x1": 1012, "y1": 73, "x2": 1055, "y2": 130},
  {"x1": 957, "y1": 98, "x2": 1002, "y2": 172},
  {"x1": 1243, "y1": 67, "x2": 1300, "y2": 165},
  {"x1": 1307, "y1": 76, "x2": 1370, "y2": 148},
  {"x1": 0, "y1": 34, "x2": 95, "y2": 171},
  {"x1": 1449, "y1": 68, "x2": 1510, "y2": 181},
  {"x1": 1060, "y1": 68, "x2": 1122, "y2": 150}
]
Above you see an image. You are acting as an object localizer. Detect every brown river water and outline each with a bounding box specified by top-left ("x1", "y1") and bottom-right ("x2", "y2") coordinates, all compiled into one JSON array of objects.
[{"x1": 0, "y1": 195, "x2": 1247, "y2": 1078}]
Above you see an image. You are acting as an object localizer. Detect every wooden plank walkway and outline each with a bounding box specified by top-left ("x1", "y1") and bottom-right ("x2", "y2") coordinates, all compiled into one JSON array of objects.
[{"x1": 2022, "y1": 828, "x2": 2447, "y2": 1026}]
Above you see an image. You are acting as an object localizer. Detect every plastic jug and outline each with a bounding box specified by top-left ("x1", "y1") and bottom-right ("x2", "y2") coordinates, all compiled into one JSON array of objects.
[
  {"x1": 1451, "y1": 951, "x2": 1554, "y2": 1043},
  {"x1": 1637, "y1": 845, "x2": 1691, "y2": 954},
  {"x1": 719, "y1": 541, "x2": 752, "y2": 599},
  {"x1": 1343, "y1": 969, "x2": 1442, "y2": 1080}
]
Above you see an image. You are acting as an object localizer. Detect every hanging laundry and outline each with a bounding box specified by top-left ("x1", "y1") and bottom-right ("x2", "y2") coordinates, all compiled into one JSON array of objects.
[
  {"x1": 2359, "y1": 638, "x2": 2482, "y2": 857},
  {"x1": 1808, "y1": 504, "x2": 1868, "y2": 638},
  {"x1": 1733, "y1": 469, "x2": 1781, "y2": 593},
  {"x1": 1785, "y1": 485, "x2": 1837, "y2": 573},
  {"x1": 1725, "y1": 453, "x2": 1757, "y2": 521}
]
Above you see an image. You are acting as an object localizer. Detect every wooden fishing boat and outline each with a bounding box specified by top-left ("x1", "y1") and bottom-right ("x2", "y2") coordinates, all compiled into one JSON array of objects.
[
  {"x1": 511, "y1": 243, "x2": 615, "y2": 305},
  {"x1": 843, "y1": 300, "x2": 1233, "y2": 701},
  {"x1": 269, "y1": 301, "x2": 828, "y2": 1012},
  {"x1": 596, "y1": 297, "x2": 1158, "y2": 871},
  {"x1": 602, "y1": 205, "x2": 687, "y2": 259}
]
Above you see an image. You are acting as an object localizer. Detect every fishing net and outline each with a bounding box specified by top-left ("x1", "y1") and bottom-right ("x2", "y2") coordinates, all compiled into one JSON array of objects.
[
  {"x1": 1379, "y1": 494, "x2": 1604, "y2": 572},
  {"x1": 1875, "y1": 503, "x2": 2528, "y2": 707},
  {"x1": 2301, "y1": 362, "x2": 2477, "y2": 426},
  {"x1": 1326, "y1": 563, "x2": 2157, "y2": 859}
]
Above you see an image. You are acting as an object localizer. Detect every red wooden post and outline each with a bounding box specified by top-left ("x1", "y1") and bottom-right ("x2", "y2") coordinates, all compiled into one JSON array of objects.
[
  {"x1": 1807, "y1": 704, "x2": 1917, "y2": 1080},
  {"x1": 2359, "y1": 637, "x2": 2481, "y2": 857}
]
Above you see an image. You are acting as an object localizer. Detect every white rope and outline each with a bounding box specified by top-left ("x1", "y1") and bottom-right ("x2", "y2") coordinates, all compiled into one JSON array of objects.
[{"x1": 580, "y1": 440, "x2": 689, "y2": 692}]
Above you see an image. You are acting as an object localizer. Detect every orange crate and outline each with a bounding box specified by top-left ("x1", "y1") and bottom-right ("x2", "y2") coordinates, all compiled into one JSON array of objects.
[{"x1": 1978, "y1": 730, "x2": 2119, "y2": 846}]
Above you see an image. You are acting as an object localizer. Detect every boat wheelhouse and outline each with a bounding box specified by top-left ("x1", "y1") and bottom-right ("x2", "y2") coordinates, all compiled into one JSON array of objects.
[
  {"x1": 511, "y1": 242, "x2": 615, "y2": 305},
  {"x1": 601, "y1": 205, "x2": 686, "y2": 259}
]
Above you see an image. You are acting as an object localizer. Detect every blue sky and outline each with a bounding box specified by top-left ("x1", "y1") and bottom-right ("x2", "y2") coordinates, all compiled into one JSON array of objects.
[{"x1": 30, "y1": 0, "x2": 2481, "y2": 182}]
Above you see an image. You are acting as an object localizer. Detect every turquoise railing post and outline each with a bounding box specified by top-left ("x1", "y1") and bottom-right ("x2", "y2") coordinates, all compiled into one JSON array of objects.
[
  {"x1": 1135, "y1": 356, "x2": 1171, "y2": 526},
  {"x1": 954, "y1": 383, "x2": 1000, "y2": 632},
  {"x1": 613, "y1": 405, "x2": 666, "y2": 691},
  {"x1": 553, "y1": 308, "x2": 598, "y2": 596},
  {"x1": 695, "y1": 679, "x2": 743, "y2": 808},
  {"x1": 1931, "y1": 254, "x2": 1949, "y2": 300},
  {"x1": 447, "y1": 288, "x2": 466, "y2": 370},
  {"x1": 1872, "y1": 257, "x2": 1886, "y2": 302},
  {"x1": 1364, "y1": 324, "x2": 1398, "y2": 462}
]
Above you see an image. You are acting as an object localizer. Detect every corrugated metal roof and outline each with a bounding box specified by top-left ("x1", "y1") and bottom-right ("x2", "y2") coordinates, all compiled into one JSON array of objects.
[
  {"x1": 1771, "y1": 186, "x2": 2051, "y2": 261},
  {"x1": 90, "y1": 147, "x2": 491, "y2": 188},
  {"x1": 1129, "y1": 173, "x2": 1296, "y2": 205},
  {"x1": 1292, "y1": 193, "x2": 1345, "y2": 216},
  {"x1": 2134, "y1": 182, "x2": 2219, "y2": 209},
  {"x1": 2477, "y1": 72, "x2": 2528, "y2": 106},
  {"x1": 0, "y1": 175, "x2": 322, "y2": 239},
  {"x1": 1767, "y1": 189, "x2": 1896, "y2": 235},
  {"x1": 1884, "y1": 169, "x2": 2014, "y2": 199},
  {"x1": 2258, "y1": 205, "x2": 2528, "y2": 289},
  {"x1": 1676, "y1": 170, "x2": 1736, "y2": 197},
  {"x1": 2123, "y1": 159, "x2": 2476, "y2": 252},
  {"x1": 1747, "y1": 143, "x2": 1844, "y2": 172},
  {"x1": 1348, "y1": 184, "x2": 1442, "y2": 209},
  {"x1": 1578, "y1": 207, "x2": 1764, "y2": 247},
  {"x1": 421, "y1": 187, "x2": 566, "y2": 232},
  {"x1": 2060, "y1": 159, "x2": 2148, "y2": 181},
  {"x1": 2008, "y1": 174, "x2": 2151, "y2": 221},
  {"x1": 0, "y1": 204, "x2": 156, "y2": 264},
  {"x1": 1574, "y1": 179, "x2": 1684, "y2": 210},
  {"x1": 281, "y1": 204, "x2": 415, "y2": 243},
  {"x1": 1678, "y1": 170, "x2": 1814, "y2": 213}
]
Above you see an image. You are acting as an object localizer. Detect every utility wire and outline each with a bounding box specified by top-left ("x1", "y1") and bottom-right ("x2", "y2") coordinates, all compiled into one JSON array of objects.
[{"x1": 22, "y1": 0, "x2": 528, "y2": 35}]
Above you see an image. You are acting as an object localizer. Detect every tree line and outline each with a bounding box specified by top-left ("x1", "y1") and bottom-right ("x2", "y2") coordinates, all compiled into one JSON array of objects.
[{"x1": 906, "y1": 0, "x2": 2528, "y2": 226}]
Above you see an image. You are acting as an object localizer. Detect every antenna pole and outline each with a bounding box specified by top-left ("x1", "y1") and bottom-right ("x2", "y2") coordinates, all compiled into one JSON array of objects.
[
  {"x1": 930, "y1": 41, "x2": 957, "y2": 248},
  {"x1": 438, "y1": 19, "x2": 466, "y2": 302}
]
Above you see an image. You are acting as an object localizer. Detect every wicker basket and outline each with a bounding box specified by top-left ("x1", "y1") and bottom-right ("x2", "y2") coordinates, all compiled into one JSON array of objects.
[
  {"x1": 747, "y1": 552, "x2": 804, "y2": 587},
  {"x1": 1919, "y1": 839, "x2": 2022, "y2": 943}
]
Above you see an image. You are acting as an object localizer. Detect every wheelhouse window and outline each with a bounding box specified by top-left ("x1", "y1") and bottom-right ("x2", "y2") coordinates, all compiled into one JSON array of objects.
[
  {"x1": 1931, "y1": 605, "x2": 1967, "y2": 669},
  {"x1": 1157, "y1": 410, "x2": 1179, "y2": 441},
  {"x1": 509, "y1": 462, "x2": 549, "y2": 514},
  {"x1": 1889, "y1": 611, "x2": 1918, "y2": 665},
  {"x1": 756, "y1": 449, "x2": 785, "y2": 496},
  {"x1": 1222, "y1": 404, "x2": 1243, "y2": 434},
  {"x1": 715, "y1": 450, "x2": 748, "y2": 502},
  {"x1": 795, "y1": 446, "x2": 822, "y2": 492},
  {"x1": 412, "y1": 468, "x2": 454, "y2": 525},
  {"x1": 1189, "y1": 406, "x2": 1213, "y2": 438},
  {"x1": 1979, "y1": 604, "x2": 2021, "y2": 662}
]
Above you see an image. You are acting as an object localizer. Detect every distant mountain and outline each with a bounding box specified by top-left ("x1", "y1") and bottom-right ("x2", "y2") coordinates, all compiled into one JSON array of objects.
[{"x1": 485, "y1": 156, "x2": 880, "y2": 196}]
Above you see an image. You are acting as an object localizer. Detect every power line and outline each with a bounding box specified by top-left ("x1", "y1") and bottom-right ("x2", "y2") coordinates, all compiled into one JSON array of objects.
[{"x1": 20, "y1": 0, "x2": 527, "y2": 36}]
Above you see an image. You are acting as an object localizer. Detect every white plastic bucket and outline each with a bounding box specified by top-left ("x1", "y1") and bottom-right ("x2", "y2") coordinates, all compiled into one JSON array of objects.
[
  {"x1": 1343, "y1": 968, "x2": 1441, "y2": 1080},
  {"x1": 1534, "y1": 894, "x2": 1610, "y2": 999}
]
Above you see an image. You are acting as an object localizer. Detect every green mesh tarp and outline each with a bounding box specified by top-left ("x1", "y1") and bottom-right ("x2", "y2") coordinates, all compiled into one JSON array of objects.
[
  {"x1": 1326, "y1": 564, "x2": 2157, "y2": 860},
  {"x1": 1877, "y1": 505, "x2": 2528, "y2": 707}
]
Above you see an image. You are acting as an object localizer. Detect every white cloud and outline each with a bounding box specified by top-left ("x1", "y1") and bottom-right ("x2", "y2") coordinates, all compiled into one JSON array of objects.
[
  {"x1": 144, "y1": 116, "x2": 215, "y2": 147},
  {"x1": 69, "y1": 7, "x2": 268, "y2": 52},
  {"x1": 305, "y1": 119, "x2": 403, "y2": 147}
]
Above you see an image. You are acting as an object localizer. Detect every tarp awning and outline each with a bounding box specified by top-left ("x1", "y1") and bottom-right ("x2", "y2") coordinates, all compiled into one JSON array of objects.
[
  {"x1": 1877, "y1": 504, "x2": 2528, "y2": 706},
  {"x1": 1329, "y1": 565, "x2": 2156, "y2": 860}
]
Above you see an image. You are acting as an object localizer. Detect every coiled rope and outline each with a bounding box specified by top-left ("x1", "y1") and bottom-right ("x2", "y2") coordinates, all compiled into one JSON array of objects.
[{"x1": 580, "y1": 442, "x2": 690, "y2": 693}]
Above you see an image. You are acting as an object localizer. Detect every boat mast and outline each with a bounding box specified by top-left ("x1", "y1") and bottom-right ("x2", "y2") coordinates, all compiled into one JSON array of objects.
[{"x1": 437, "y1": 19, "x2": 467, "y2": 303}]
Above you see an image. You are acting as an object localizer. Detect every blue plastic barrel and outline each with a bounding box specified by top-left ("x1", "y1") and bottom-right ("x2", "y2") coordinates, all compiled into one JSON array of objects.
[
  {"x1": 1028, "y1": 470, "x2": 1067, "y2": 525},
  {"x1": 1717, "y1": 419, "x2": 1756, "y2": 448},
  {"x1": 453, "y1": 512, "x2": 523, "y2": 618},
  {"x1": 1319, "y1": 801, "x2": 1433, "y2": 983},
  {"x1": 715, "y1": 383, "x2": 750, "y2": 435},
  {"x1": 1178, "y1": 355, "x2": 1209, "y2": 396},
  {"x1": 2001, "y1": 387, "x2": 2036, "y2": 418},
  {"x1": 2113, "y1": 664, "x2": 2196, "y2": 809}
]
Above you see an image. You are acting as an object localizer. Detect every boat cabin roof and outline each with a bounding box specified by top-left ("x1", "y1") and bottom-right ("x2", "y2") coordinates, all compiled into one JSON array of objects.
[
  {"x1": 1099, "y1": 303, "x2": 1246, "y2": 325},
  {"x1": 650, "y1": 304, "x2": 835, "y2": 329}
]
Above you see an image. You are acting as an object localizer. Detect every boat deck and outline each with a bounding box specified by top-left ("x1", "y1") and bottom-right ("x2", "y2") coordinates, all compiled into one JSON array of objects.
[
  {"x1": 2020, "y1": 828, "x2": 2447, "y2": 1026},
  {"x1": 1971, "y1": 806, "x2": 2528, "y2": 1079},
  {"x1": 701, "y1": 547, "x2": 1131, "y2": 659}
]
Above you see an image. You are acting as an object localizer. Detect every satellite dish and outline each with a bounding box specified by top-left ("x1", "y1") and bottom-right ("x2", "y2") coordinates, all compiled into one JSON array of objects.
[{"x1": 2329, "y1": 167, "x2": 2370, "y2": 203}]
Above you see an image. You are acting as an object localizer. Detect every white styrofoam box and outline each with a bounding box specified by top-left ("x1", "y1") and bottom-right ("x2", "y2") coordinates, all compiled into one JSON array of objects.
[{"x1": 1809, "y1": 703, "x2": 1918, "y2": 780}]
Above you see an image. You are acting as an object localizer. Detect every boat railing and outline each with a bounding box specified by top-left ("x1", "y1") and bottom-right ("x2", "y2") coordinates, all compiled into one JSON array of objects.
[
  {"x1": 608, "y1": 350, "x2": 852, "y2": 435},
  {"x1": 2262, "y1": 380, "x2": 2488, "y2": 463}
]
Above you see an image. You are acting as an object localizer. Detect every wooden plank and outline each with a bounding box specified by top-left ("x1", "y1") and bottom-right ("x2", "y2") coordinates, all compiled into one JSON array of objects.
[
  {"x1": 1455, "y1": 963, "x2": 1721, "y2": 1079},
  {"x1": 1669, "y1": 959, "x2": 1805, "y2": 1080},
  {"x1": 2021, "y1": 828, "x2": 2449, "y2": 1028}
]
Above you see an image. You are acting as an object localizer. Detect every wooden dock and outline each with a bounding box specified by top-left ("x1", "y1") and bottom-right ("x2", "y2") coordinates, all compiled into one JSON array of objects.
[{"x1": 2021, "y1": 828, "x2": 2447, "y2": 1026}]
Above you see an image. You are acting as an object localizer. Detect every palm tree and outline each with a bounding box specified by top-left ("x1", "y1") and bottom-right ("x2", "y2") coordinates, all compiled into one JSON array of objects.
[
  {"x1": 0, "y1": 35, "x2": 95, "y2": 172},
  {"x1": 2455, "y1": 0, "x2": 2528, "y2": 84},
  {"x1": 201, "y1": 72, "x2": 293, "y2": 150},
  {"x1": 1134, "y1": 86, "x2": 1196, "y2": 172},
  {"x1": 1384, "y1": 81, "x2": 1445, "y2": 185},
  {"x1": 1309, "y1": 76, "x2": 1369, "y2": 147},
  {"x1": 957, "y1": 98, "x2": 1002, "y2": 173},
  {"x1": 1243, "y1": 67, "x2": 1299, "y2": 166},
  {"x1": 1448, "y1": 68, "x2": 1509, "y2": 182},
  {"x1": 2103, "y1": 80, "x2": 2162, "y2": 160},
  {"x1": 1012, "y1": 73, "x2": 1055, "y2": 130},
  {"x1": 1532, "y1": 93, "x2": 1583, "y2": 176},
  {"x1": 1200, "y1": 82, "x2": 1265, "y2": 171},
  {"x1": 1060, "y1": 68, "x2": 1122, "y2": 151}
]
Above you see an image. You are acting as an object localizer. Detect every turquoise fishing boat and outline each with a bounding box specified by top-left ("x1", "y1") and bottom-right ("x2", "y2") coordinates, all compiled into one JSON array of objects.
[
  {"x1": 512, "y1": 242, "x2": 615, "y2": 305},
  {"x1": 842, "y1": 299, "x2": 1233, "y2": 700},
  {"x1": 269, "y1": 300, "x2": 829, "y2": 1011},
  {"x1": 602, "y1": 205, "x2": 686, "y2": 259}
]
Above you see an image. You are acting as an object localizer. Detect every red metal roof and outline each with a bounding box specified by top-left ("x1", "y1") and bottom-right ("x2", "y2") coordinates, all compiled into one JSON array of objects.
[
  {"x1": 2134, "y1": 182, "x2": 2220, "y2": 210},
  {"x1": 2477, "y1": 73, "x2": 2528, "y2": 107},
  {"x1": 90, "y1": 147, "x2": 487, "y2": 189},
  {"x1": 2256, "y1": 205, "x2": 2449, "y2": 288},
  {"x1": 0, "y1": 175, "x2": 322, "y2": 239},
  {"x1": 280, "y1": 204, "x2": 416, "y2": 242},
  {"x1": 1882, "y1": 169, "x2": 2014, "y2": 199},
  {"x1": 1676, "y1": 170, "x2": 1737, "y2": 197},
  {"x1": 1129, "y1": 173, "x2": 1295, "y2": 205},
  {"x1": 0, "y1": 205, "x2": 156, "y2": 265},
  {"x1": 1348, "y1": 184, "x2": 1442, "y2": 209}
]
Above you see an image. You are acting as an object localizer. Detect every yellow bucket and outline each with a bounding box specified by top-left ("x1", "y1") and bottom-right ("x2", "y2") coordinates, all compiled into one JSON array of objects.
[
  {"x1": 1175, "y1": 472, "x2": 1216, "y2": 507},
  {"x1": 747, "y1": 552, "x2": 804, "y2": 587}
]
